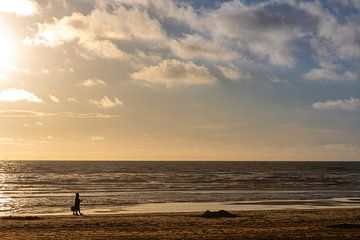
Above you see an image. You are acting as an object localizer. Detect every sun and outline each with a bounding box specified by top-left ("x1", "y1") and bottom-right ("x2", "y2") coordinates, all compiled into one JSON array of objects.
[{"x1": 0, "y1": 0, "x2": 38, "y2": 16}]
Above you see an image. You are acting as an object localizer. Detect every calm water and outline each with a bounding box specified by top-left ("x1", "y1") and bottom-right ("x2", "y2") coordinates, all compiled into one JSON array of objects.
[{"x1": 0, "y1": 161, "x2": 360, "y2": 215}]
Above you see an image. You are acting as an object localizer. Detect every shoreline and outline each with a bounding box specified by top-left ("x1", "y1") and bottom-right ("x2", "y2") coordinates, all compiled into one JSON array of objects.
[
  {"x1": 7, "y1": 198, "x2": 360, "y2": 216},
  {"x1": 1, "y1": 208, "x2": 360, "y2": 239}
]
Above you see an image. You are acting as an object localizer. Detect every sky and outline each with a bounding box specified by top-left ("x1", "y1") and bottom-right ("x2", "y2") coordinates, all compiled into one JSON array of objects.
[{"x1": 0, "y1": 0, "x2": 359, "y2": 160}]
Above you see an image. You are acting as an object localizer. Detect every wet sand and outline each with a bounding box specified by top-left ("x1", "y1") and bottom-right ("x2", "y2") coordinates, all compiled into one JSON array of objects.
[{"x1": 1, "y1": 208, "x2": 360, "y2": 239}]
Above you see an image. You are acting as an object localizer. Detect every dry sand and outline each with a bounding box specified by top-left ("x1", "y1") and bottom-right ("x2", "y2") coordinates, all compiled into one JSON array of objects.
[{"x1": 1, "y1": 208, "x2": 360, "y2": 239}]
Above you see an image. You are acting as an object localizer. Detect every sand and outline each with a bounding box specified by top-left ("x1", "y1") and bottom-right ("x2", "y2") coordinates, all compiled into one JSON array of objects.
[{"x1": 1, "y1": 208, "x2": 360, "y2": 239}]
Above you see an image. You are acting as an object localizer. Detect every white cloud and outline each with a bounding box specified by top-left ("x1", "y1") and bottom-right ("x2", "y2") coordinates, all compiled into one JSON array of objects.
[
  {"x1": 11, "y1": 67, "x2": 31, "y2": 75},
  {"x1": 57, "y1": 67, "x2": 75, "y2": 73},
  {"x1": 81, "y1": 78, "x2": 107, "y2": 87},
  {"x1": 89, "y1": 96, "x2": 124, "y2": 108},
  {"x1": 18, "y1": 0, "x2": 360, "y2": 91},
  {"x1": 301, "y1": 2, "x2": 360, "y2": 61},
  {"x1": 24, "y1": 121, "x2": 43, "y2": 127},
  {"x1": 304, "y1": 68, "x2": 359, "y2": 81},
  {"x1": 0, "y1": 88, "x2": 42, "y2": 103},
  {"x1": 170, "y1": 34, "x2": 236, "y2": 61},
  {"x1": 23, "y1": 0, "x2": 360, "y2": 71},
  {"x1": 344, "y1": 71, "x2": 359, "y2": 81},
  {"x1": 0, "y1": 109, "x2": 120, "y2": 119},
  {"x1": 269, "y1": 76, "x2": 289, "y2": 84},
  {"x1": 78, "y1": 38, "x2": 127, "y2": 60},
  {"x1": 24, "y1": 12, "x2": 82, "y2": 47},
  {"x1": 319, "y1": 144, "x2": 356, "y2": 151},
  {"x1": 319, "y1": 60, "x2": 339, "y2": 71},
  {"x1": 217, "y1": 66, "x2": 244, "y2": 81},
  {"x1": 0, "y1": 136, "x2": 55, "y2": 146},
  {"x1": 26, "y1": 4, "x2": 165, "y2": 59},
  {"x1": 0, "y1": 137, "x2": 15, "y2": 145},
  {"x1": 67, "y1": 97, "x2": 80, "y2": 103},
  {"x1": 126, "y1": 0, "x2": 201, "y2": 29},
  {"x1": 304, "y1": 68, "x2": 341, "y2": 81},
  {"x1": 312, "y1": 98, "x2": 360, "y2": 111},
  {"x1": 41, "y1": 68, "x2": 50, "y2": 74},
  {"x1": 49, "y1": 94, "x2": 60, "y2": 103},
  {"x1": 131, "y1": 59, "x2": 216, "y2": 87},
  {"x1": 0, "y1": 0, "x2": 38, "y2": 16},
  {"x1": 91, "y1": 136, "x2": 105, "y2": 141}
]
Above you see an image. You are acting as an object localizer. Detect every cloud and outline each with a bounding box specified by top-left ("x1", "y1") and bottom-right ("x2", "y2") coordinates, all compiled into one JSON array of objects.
[
  {"x1": 269, "y1": 76, "x2": 290, "y2": 84},
  {"x1": 0, "y1": 110, "x2": 120, "y2": 119},
  {"x1": 41, "y1": 68, "x2": 50, "y2": 74},
  {"x1": 91, "y1": 136, "x2": 105, "y2": 141},
  {"x1": 344, "y1": 71, "x2": 359, "y2": 81},
  {"x1": 127, "y1": 0, "x2": 312, "y2": 66},
  {"x1": 170, "y1": 34, "x2": 236, "y2": 61},
  {"x1": 301, "y1": 2, "x2": 360, "y2": 61},
  {"x1": 0, "y1": 0, "x2": 38, "y2": 16},
  {"x1": 0, "y1": 137, "x2": 44, "y2": 146},
  {"x1": 304, "y1": 68, "x2": 341, "y2": 81},
  {"x1": 0, "y1": 136, "x2": 56, "y2": 146},
  {"x1": 0, "y1": 88, "x2": 42, "y2": 103},
  {"x1": 130, "y1": 0, "x2": 201, "y2": 29},
  {"x1": 131, "y1": 59, "x2": 216, "y2": 87},
  {"x1": 24, "y1": 12, "x2": 84, "y2": 47},
  {"x1": 201, "y1": 1, "x2": 319, "y2": 67},
  {"x1": 318, "y1": 143, "x2": 357, "y2": 151},
  {"x1": 81, "y1": 78, "x2": 107, "y2": 87},
  {"x1": 24, "y1": 121, "x2": 43, "y2": 127},
  {"x1": 23, "y1": 0, "x2": 360, "y2": 71},
  {"x1": 0, "y1": 137, "x2": 15, "y2": 145},
  {"x1": 19, "y1": 0, "x2": 360, "y2": 90},
  {"x1": 78, "y1": 38, "x2": 127, "y2": 60},
  {"x1": 312, "y1": 98, "x2": 360, "y2": 111},
  {"x1": 304, "y1": 68, "x2": 359, "y2": 81},
  {"x1": 217, "y1": 65, "x2": 245, "y2": 81},
  {"x1": 26, "y1": 4, "x2": 165, "y2": 59},
  {"x1": 49, "y1": 94, "x2": 60, "y2": 103},
  {"x1": 88, "y1": 4, "x2": 165, "y2": 41},
  {"x1": 57, "y1": 67, "x2": 75, "y2": 73},
  {"x1": 11, "y1": 67, "x2": 30, "y2": 75},
  {"x1": 167, "y1": 0, "x2": 359, "y2": 68},
  {"x1": 89, "y1": 96, "x2": 124, "y2": 108},
  {"x1": 66, "y1": 97, "x2": 80, "y2": 103}
]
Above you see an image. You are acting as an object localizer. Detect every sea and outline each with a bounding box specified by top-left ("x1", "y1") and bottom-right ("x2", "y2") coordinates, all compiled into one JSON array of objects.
[{"x1": 0, "y1": 161, "x2": 360, "y2": 216}]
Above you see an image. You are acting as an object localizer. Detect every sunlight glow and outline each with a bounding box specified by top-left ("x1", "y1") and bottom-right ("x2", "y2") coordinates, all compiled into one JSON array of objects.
[
  {"x1": 0, "y1": 0, "x2": 38, "y2": 16},
  {"x1": 0, "y1": 88, "x2": 42, "y2": 103},
  {"x1": 0, "y1": 24, "x2": 16, "y2": 78}
]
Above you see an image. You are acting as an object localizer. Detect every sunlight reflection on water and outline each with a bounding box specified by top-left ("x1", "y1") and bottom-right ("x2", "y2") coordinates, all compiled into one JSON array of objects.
[{"x1": 0, "y1": 172, "x2": 12, "y2": 214}]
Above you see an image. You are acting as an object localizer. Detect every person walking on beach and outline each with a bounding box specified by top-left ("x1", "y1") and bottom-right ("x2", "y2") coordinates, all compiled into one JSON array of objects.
[{"x1": 73, "y1": 192, "x2": 83, "y2": 215}]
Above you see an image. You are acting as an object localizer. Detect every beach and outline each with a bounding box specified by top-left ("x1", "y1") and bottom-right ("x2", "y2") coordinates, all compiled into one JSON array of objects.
[{"x1": 1, "y1": 208, "x2": 360, "y2": 239}]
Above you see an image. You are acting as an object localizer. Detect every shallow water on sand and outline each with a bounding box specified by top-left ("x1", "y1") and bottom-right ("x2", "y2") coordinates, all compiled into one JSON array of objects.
[{"x1": 0, "y1": 161, "x2": 360, "y2": 215}]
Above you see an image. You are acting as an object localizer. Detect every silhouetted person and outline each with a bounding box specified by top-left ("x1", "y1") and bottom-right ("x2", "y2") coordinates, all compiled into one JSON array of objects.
[{"x1": 72, "y1": 192, "x2": 83, "y2": 215}]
